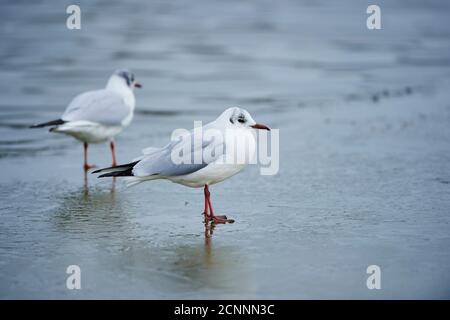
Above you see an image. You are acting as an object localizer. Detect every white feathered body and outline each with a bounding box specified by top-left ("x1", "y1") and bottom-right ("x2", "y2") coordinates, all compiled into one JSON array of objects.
[
  {"x1": 51, "y1": 76, "x2": 135, "y2": 144},
  {"x1": 125, "y1": 109, "x2": 258, "y2": 188}
]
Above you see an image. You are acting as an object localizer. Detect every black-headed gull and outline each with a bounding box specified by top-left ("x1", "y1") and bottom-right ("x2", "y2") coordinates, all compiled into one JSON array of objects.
[
  {"x1": 30, "y1": 69, "x2": 141, "y2": 170},
  {"x1": 93, "y1": 107, "x2": 270, "y2": 225}
]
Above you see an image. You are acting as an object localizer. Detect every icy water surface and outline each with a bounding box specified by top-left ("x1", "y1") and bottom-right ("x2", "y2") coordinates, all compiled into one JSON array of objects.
[{"x1": 1, "y1": 0, "x2": 450, "y2": 298}]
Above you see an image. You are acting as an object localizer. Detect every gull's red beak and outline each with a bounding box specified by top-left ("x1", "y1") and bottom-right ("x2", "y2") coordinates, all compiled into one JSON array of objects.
[
  {"x1": 251, "y1": 123, "x2": 270, "y2": 131},
  {"x1": 134, "y1": 83, "x2": 142, "y2": 88}
]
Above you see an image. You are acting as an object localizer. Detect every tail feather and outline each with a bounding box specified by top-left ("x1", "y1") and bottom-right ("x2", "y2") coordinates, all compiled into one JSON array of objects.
[{"x1": 30, "y1": 119, "x2": 66, "y2": 128}]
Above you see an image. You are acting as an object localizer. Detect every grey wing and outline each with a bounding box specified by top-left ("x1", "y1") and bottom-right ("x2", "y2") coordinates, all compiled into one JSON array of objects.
[
  {"x1": 61, "y1": 89, "x2": 131, "y2": 126},
  {"x1": 133, "y1": 133, "x2": 224, "y2": 177}
]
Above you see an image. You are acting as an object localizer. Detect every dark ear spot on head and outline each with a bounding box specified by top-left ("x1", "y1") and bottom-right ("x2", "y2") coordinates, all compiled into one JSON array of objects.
[
  {"x1": 229, "y1": 117, "x2": 234, "y2": 124},
  {"x1": 237, "y1": 113, "x2": 246, "y2": 123},
  {"x1": 118, "y1": 71, "x2": 132, "y2": 86}
]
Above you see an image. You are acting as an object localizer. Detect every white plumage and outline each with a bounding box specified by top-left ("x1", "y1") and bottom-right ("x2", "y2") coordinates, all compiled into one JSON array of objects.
[
  {"x1": 52, "y1": 71, "x2": 137, "y2": 143},
  {"x1": 30, "y1": 69, "x2": 141, "y2": 169}
]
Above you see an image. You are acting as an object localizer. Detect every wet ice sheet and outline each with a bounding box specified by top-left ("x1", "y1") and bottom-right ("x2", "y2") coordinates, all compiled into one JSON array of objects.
[{"x1": 1, "y1": 0, "x2": 450, "y2": 299}]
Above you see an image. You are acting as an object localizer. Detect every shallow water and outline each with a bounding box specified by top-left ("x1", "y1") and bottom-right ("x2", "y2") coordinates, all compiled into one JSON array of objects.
[{"x1": 1, "y1": 0, "x2": 450, "y2": 298}]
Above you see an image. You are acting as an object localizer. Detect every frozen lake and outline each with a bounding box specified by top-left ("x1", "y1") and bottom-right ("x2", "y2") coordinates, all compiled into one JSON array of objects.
[{"x1": 1, "y1": 0, "x2": 450, "y2": 298}]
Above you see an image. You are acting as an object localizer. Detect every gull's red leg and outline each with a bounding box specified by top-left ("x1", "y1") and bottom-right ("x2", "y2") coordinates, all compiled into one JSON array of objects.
[
  {"x1": 204, "y1": 184, "x2": 234, "y2": 224},
  {"x1": 83, "y1": 142, "x2": 96, "y2": 171},
  {"x1": 110, "y1": 141, "x2": 117, "y2": 167},
  {"x1": 203, "y1": 185, "x2": 210, "y2": 224}
]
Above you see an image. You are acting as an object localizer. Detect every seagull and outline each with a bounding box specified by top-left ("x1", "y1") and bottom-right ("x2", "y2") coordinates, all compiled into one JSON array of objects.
[
  {"x1": 92, "y1": 107, "x2": 270, "y2": 225},
  {"x1": 30, "y1": 69, "x2": 141, "y2": 170}
]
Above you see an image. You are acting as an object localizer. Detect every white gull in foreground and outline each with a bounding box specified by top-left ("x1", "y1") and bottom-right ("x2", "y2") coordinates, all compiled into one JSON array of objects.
[
  {"x1": 30, "y1": 69, "x2": 141, "y2": 170},
  {"x1": 93, "y1": 107, "x2": 270, "y2": 225}
]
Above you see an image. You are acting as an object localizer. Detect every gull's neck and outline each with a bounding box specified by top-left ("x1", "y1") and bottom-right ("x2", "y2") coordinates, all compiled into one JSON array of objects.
[{"x1": 106, "y1": 77, "x2": 135, "y2": 108}]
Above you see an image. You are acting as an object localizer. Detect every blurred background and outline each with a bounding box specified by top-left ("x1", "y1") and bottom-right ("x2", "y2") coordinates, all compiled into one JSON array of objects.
[{"x1": 0, "y1": 0, "x2": 450, "y2": 298}]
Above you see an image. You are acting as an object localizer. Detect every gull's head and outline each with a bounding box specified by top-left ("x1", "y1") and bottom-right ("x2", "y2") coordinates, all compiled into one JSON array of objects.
[
  {"x1": 107, "y1": 69, "x2": 142, "y2": 91},
  {"x1": 218, "y1": 107, "x2": 270, "y2": 131}
]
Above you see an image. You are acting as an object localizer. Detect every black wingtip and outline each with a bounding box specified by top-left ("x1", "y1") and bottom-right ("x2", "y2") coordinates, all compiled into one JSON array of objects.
[
  {"x1": 92, "y1": 161, "x2": 140, "y2": 175},
  {"x1": 97, "y1": 169, "x2": 134, "y2": 178},
  {"x1": 92, "y1": 161, "x2": 140, "y2": 178},
  {"x1": 29, "y1": 119, "x2": 66, "y2": 129}
]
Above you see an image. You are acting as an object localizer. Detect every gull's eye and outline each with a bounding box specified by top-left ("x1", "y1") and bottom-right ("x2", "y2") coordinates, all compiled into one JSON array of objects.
[
  {"x1": 237, "y1": 115, "x2": 245, "y2": 124},
  {"x1": 130, "y1": 74, "x2": 135, "y2": 82}
]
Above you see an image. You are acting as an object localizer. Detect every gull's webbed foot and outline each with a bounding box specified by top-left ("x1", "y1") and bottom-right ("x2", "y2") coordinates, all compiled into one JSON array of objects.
[{"x1": 212, "y1": 215, "x2": 235, "y2": 225}]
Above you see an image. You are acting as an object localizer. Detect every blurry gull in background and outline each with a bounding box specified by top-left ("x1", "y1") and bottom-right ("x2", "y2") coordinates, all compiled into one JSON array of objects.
[
  {"x1": 93, "y1": 107, "x2": 270, "y2": 225},
  {"x1": 30, "y1": 69, "x2": 142, "y2": 170}
]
